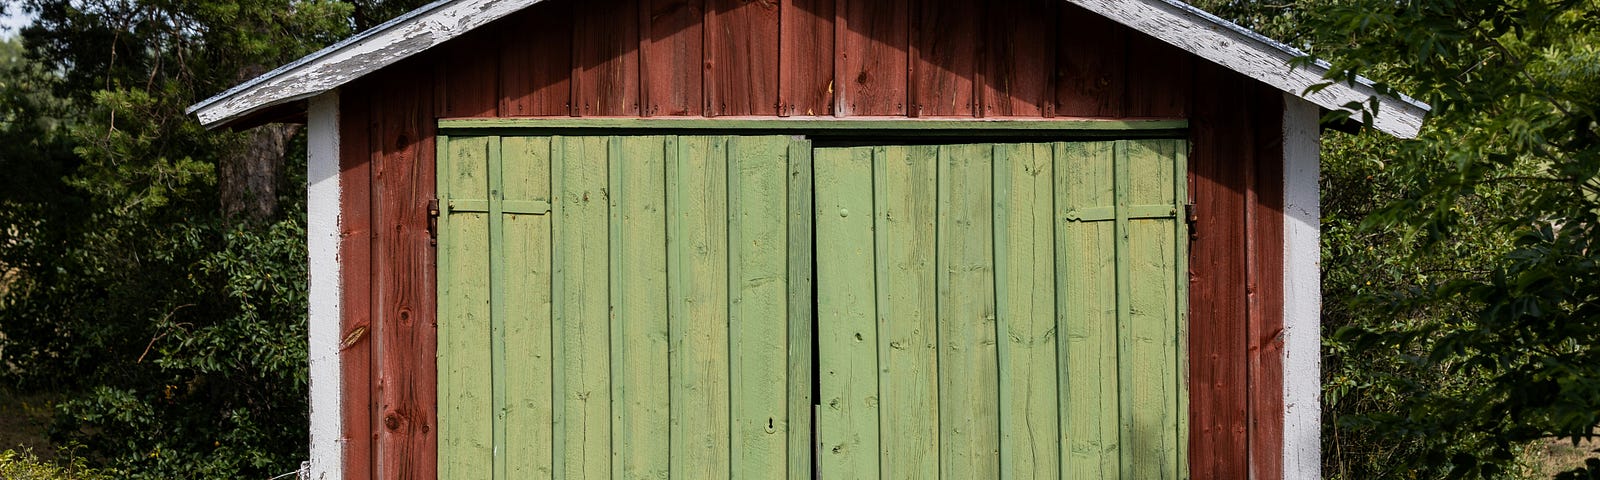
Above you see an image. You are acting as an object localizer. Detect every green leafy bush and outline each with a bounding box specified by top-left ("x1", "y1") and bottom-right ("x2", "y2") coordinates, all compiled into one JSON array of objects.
[
  {"x1": 0, "y1": 1, "x2": 432, "y2": 477},
  {"x1": 0, "y1": 449, "x2": 112, "y2": 480}
]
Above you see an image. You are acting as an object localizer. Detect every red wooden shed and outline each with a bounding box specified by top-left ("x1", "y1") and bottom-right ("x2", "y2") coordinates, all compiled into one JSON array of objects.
[{"x1": 190, "y1": 0, "x2": 1426, "y2": 478}]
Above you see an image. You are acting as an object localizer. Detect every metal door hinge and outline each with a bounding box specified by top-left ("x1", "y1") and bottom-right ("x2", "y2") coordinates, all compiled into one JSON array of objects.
[
  {"x1": 428, "y1": 198, "x2": 441, "y2": 246},
  {"x1": 1184, "y1": 202, "x2": 1198, "y2": 241}
]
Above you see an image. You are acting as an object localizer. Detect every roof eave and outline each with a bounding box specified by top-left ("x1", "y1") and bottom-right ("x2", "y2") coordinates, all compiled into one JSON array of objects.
[
  {"x1": 1066, "y1": 0, "x2": 1428, "y2": 138},
  {"x1": 186, "y1": 0, "x2": 548, "y2": 129}
]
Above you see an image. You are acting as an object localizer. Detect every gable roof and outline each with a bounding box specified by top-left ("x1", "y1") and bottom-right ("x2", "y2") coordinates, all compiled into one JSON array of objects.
[{"x1": 187, "y1": 0, "x2": 1429, "y2": 138}]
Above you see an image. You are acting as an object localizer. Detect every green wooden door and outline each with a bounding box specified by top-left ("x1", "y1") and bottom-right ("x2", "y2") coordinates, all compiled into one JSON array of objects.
[
  {"x1": 813, "y1": 139, "x2": 1189, "y2": 479},
  {"x1": 436, "y1": 134, "x2": 815, "y2": 480}
]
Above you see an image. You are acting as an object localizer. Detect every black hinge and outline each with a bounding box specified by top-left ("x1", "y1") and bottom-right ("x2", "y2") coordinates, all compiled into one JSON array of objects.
[
  {"x1": 1185, "y1": 202, "x2": 1198, "y2": 241},
  {"x1": 427, "y1": 198, "x2": 441, "y2": 246}
]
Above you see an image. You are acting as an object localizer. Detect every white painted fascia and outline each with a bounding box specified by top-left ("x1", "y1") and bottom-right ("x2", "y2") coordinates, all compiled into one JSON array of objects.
[
  {"x1": 1066, "y1": 0, "x2": 1429, "y2": 138},
  {"x1": 186, "y1": 0, "x2": 549, "y2": 129},
  {"x1": 306, "y1": 91, "x2": 343, "y2": 480},
  {"x1": 1281, "y1": 94, "x2": 1322, "y2": 480}
]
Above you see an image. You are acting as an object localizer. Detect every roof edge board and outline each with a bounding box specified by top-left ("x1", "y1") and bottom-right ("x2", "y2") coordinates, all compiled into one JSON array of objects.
[
  {"x1": 1066, "y1": 0, "x2": 1428, "y2": 138},
  {"x1": 188, "y1": 0, "x2": 548, "y2": 128}
]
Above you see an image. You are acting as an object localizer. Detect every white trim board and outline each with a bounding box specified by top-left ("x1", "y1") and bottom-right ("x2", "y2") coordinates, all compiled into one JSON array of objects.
[
  {"x1": 1281, "y1": 94, "x2": 1322, "y2": 480},
  {"x1": 189, "y1": 0, "x2": 1427, "y2": 138},
  {"x1": 1067, "y1": 0, "x2": 1427, "y2": 138},
  {"x1": 186, "y1": 0, "x2": 548, "y2": 128},
  {"x1": 305, "y1": 91, "x2": 344, "y2": 480}
]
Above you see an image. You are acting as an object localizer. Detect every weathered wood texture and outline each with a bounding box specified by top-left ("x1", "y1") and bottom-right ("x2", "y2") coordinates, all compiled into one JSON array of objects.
[
  {"x1": 432, "y1": 134, "x2": 810, "y2": 479},
  {"x1": 339, "y1": 0, "x2": 1291, "y2": 477},
  {"x1": 1187, "y1": 65, "x2": 1287, "y2": 480},
  {"x1": 418, "y1": 0, "x2": 1220, "y2": 119},
  {"x1": 814, "y1": 140, "x2": 1189, "y2": 478},
  {"x1": 337, "y1": 58, "x2": 441, "y2": 480}
]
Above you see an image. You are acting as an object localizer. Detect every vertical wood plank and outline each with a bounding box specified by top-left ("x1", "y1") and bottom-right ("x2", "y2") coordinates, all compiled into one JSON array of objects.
[
  {"x1": 611, "y1": 136, "x2": 673, "y2": 480},
  {"x1": 984, "y1": 0, "x2": 1056, "y2": 117},
  {"x1": 1057, "y1": 141, "x2": 1120, "y2": 479},
  {"x1": 815, "y1": 146, "x2": 881, "y2": 480},
  {"x1": 372, "y1": 63, "x2": 438, "y2": 480},
  {"x1": 442, "y1": 34, "x2": 500, "y2": 118},
  {"x1": 706, "y1": 0, "x2": 781, "y2": 116},
  {"x1": 836, "y1": 0, "x2": 908, "y2": 116},
  {"x1": 785, "y1": 138, "x2": 816, "y2": 480},
  {"x1": 574, "y1": 0, "x2": 641, "y2": 116},
  {"x1": 1055, "y1": 4, "x2": 1126, "y2": 118},
  {"x1": 729, "y1": 136, "x2": 792, "y2": 477},
  {"x1": 499, "y1": 3, "x2": 574, "y2": 116},
  {"x1": 937, "y1": 144, "x2": 999, "y2": 479},
  {"x1": 994, "y1": 142, "x2": 1061, "y2": 479},
  {"x1": 555, "y1": 136, "x2": 612, "y2": 479},
  {"x1": 670, "y1": 135, "x2": 732, "y2": 480},
  {"x1": 877, "y1": 145, "x2": 940, "y2": 480},
  {"x1": 1188, "y1": 64, "x2": 1252, "y2": 480},
  {"x1": 1126, "y1": 139, "x2": 1183, "y2": 479},
  {"x1": 337, "y1": 87, "x2": 374, "y2": 480},
  {"x1": 909, "y1": 0, "x2": 979, "y2": 117},
  {"x1": 779, "y1": 0, "x2": 835, "y2": 116},
  {"x1": 1125, "y1": 33, "x2": 1192, "y2": 118},
  {"x1": 488, "y1": 137, "x2": 509, "y2": 480},
  {"x1": 1174, "y1": 138, "x2": 1192, "y2": 480},
  {"x1": 1113, "y1": 141, "x2": 1136, "y2": 478},
  {"x1": 1248, "y1": 87, "x2": 1287, "y2": 480},
  {"x1": 437, "y1": 136, "x2": 493, "y2": 480},
  {"x1": 642, "y1": 0, "x2": 704, "y2": 116},
  {"x1": 501, "y1": 136, "x2": 555, "y2": 478}
]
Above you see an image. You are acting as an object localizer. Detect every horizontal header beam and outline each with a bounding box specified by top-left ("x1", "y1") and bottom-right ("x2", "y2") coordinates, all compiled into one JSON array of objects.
[{"x1": 437, "y1": 117, "x2": 1190, "y2": 135}]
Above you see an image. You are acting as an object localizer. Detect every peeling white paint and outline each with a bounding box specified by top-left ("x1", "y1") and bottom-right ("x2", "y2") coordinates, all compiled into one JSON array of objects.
[
  {"x1": 306, "y1": 91, "x2": 343, "y2": 480},
  {"x1": 1067, "y1": 0, "x2": 1428, "y2": 138},
  {"x1": 1281, "y1": 94, "x2": 1322, "y2": 480},
  {"x1": 188, "y1": 0, "x2": 549, "y2": 128}
]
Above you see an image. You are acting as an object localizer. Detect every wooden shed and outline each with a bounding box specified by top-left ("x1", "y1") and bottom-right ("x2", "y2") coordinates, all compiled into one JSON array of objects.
[{"x1": 189, "y1": 0, "x2": 1426, "y2": 478}]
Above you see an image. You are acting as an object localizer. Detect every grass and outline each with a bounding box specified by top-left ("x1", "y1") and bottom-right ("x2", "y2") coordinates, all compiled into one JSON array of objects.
[{"x1": 1522, "y1": 437, "x2": 1600, "y2": 478}]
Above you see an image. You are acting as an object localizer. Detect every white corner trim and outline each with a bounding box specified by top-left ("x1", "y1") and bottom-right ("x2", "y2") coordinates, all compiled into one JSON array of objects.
[
  {"x1": 1281, "y1": 94, "x2": 1322, "y2": 480},
  {"x1": 1065, "y1": 0, "x2": 1428, "y2": 139},
  {"x1": 306, "y1": 91, "x2": 343, "y2": 480},
  {"x1": 187, "y1": 0, "x2": 549, "y2": 128}
]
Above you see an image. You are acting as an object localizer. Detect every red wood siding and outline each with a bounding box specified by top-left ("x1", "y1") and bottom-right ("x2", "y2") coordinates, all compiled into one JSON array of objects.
[
  {"x1": 337, "y1": 0, "x2": 1291, "y2": 478},
  {"x1": 410, "y1": 0, "x2": 1228, "y2": 120},
  {"x1": 337, "y1": 85, "x2": 374, "y2": 480}
]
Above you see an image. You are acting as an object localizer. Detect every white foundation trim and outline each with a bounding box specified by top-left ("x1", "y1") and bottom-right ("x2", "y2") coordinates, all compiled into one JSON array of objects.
[
  {"x1": 306, "y1": 91, "x2": 343, "y2": 480},
  {"x1": 1281, "y1": 94, "x2": 1322, "y2": 479}
]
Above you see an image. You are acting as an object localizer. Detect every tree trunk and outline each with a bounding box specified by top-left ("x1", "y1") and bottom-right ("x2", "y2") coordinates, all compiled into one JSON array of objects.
[{"x1": 220, "y1": 123, "x2": 298, "y2": 222}]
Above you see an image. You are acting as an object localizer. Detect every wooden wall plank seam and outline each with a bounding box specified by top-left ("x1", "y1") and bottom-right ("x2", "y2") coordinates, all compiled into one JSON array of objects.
[
  {"x1": 372, "y1": 59, "x2": 440, "y2": 480},
  {"x1": 1248, "y1": 86, "x2": 1287, "y2": 480},
  {"x1": 337, "y1": 86, "x2": 374, "y2": 480},
  {"x1": 784, "y1": 137, "x2": 815, "y2": 480},
  {"x1": 779, "y1": 0, "x2": 834, "y2": 116}
]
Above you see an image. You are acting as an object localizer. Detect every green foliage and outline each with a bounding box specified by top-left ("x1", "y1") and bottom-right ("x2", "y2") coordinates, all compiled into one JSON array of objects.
[
  {"x1": 1193, "y1": 0, "x2": 1600, "y2": 477},
  {"x1": 0, "y1": 448, "x2": 112, "y2": 480},
  {"x1": 0, "y1": 0, "x2": 429, "y2": 478},
  {"x1": 1297, "y1": 0, "x2": 1600, "y2": 477}
]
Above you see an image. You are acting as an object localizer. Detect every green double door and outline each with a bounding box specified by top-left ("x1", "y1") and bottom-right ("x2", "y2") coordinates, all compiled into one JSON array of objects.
[{"x1": 436, "y1": 133, "x2": 1187, "y2": 480}]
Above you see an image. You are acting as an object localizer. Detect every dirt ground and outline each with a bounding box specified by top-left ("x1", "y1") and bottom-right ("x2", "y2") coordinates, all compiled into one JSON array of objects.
[
  {"x1": 1524, "y1": 436, "x2": 1599, "y2": 478},
  {"x1": 0, "y1": 388, "x2": 56, "y2": 458}
]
